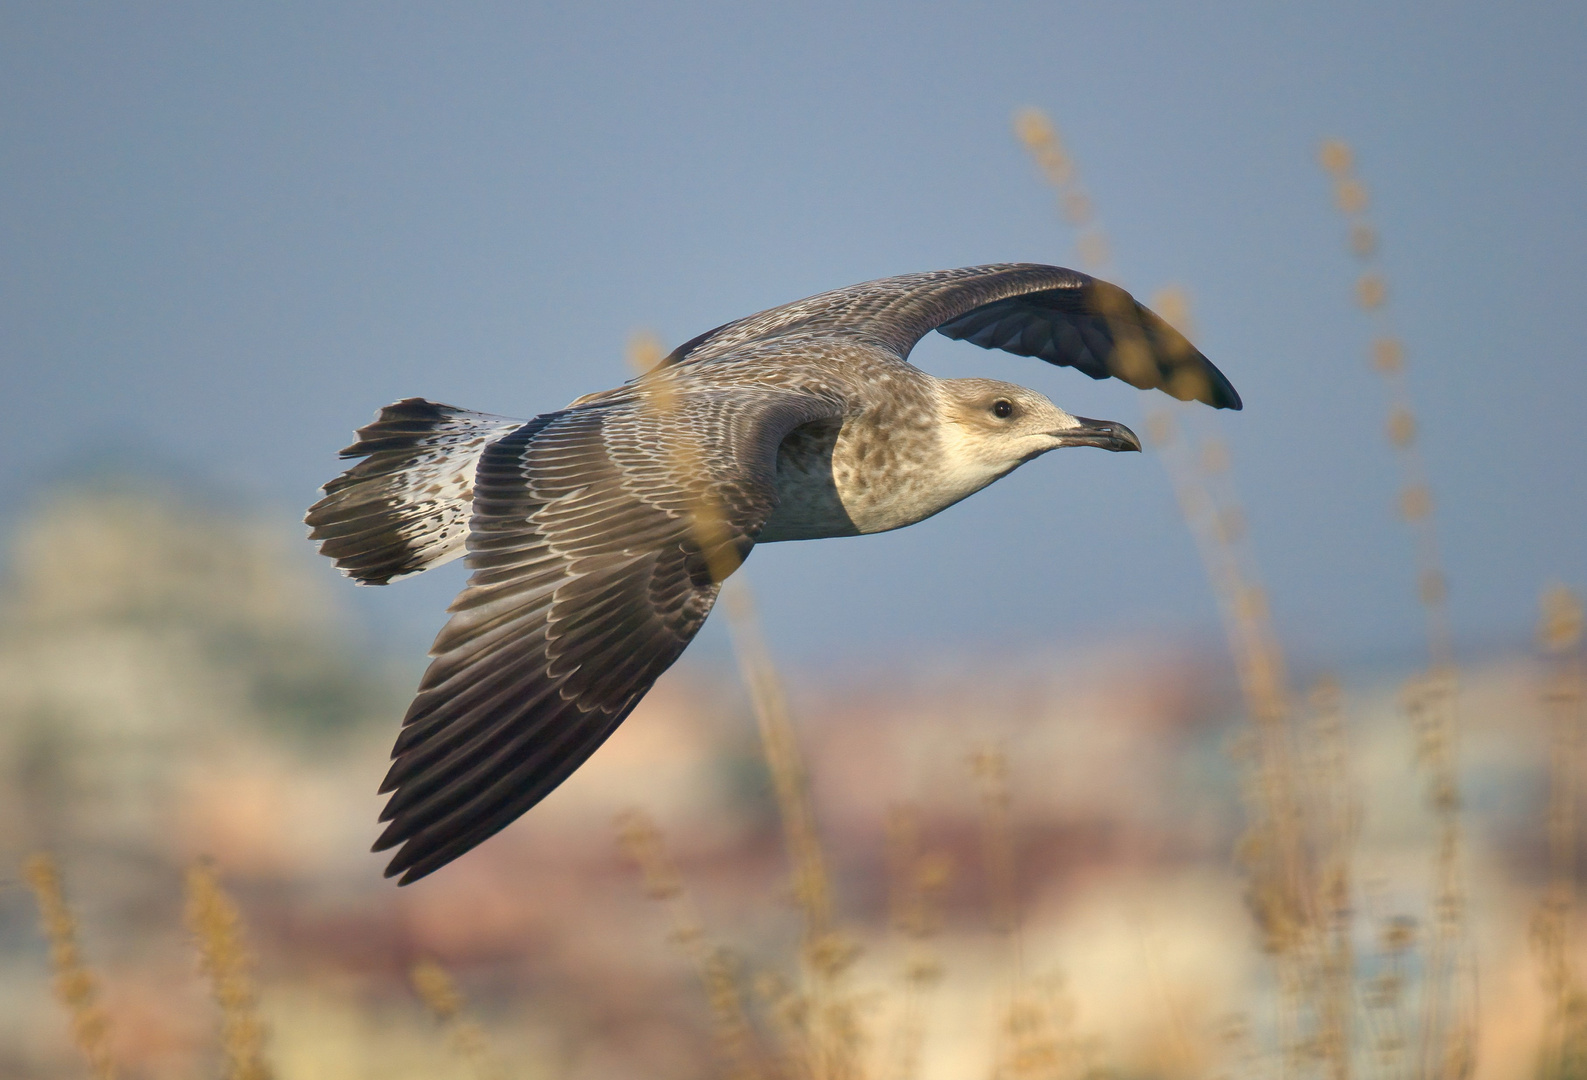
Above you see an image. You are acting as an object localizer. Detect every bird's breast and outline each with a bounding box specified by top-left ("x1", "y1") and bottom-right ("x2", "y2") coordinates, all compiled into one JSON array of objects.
[{"x1": 756, "y1": 409, "x2": 975, "y2": 542}]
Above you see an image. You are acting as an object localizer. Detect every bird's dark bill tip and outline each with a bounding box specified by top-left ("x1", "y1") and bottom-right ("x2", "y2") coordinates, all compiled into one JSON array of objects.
[{"x1": 1062, "y1": 417, "x2": 1142, "y2": 453}]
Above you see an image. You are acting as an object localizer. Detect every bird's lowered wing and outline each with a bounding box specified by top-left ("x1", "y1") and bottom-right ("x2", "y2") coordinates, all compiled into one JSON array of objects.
[
  {"x1": 373, "y1": 387, "x2": 843, "y2": 883},
  {"x1": 666, "y1": 263, "x2": 1240, "y2": 410}
]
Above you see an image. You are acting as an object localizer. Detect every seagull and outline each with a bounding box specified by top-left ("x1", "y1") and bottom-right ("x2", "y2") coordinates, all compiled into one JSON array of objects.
[{"x1": 306, "y1": 263, "x2": 1239, "y2": 883}]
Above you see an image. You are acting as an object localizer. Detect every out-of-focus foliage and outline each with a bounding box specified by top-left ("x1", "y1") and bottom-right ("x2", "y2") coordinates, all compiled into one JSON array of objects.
[{"x1": 0, "y1": 484, "x2": 1578, "y2": 1080}]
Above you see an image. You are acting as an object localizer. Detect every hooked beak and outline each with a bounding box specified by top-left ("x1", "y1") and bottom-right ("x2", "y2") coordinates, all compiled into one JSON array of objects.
[{"x1": 1053, "y1": 416, "x2": 1142, "y2": 453}]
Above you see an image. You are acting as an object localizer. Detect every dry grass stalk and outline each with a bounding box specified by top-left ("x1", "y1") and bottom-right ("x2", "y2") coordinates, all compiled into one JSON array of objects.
[
  {"x1": 1532, "y1": 586, "x2": 1587, "y2": 1079},
  {"x1": 1147, "y1": 297, "x2": 1357, "y2": 1079},
  {"x1": 1014, "y1": 108, "x2": 1111, "y2": 285},
  {"x1": 1362, "y1": 911, "x2": 1416, "y2": 1076},
  {"x1": 183, "y1": 859, "x2": 273, "y2": 1080},
  {"x1": 627, "y1": 333, "x2": 834, "y2": 940},
  {"x1": 969, "y1": 749, "x2": 1108, "y2": 1080},
  {"x1": 971, "y1": 748, "x2": 1022, "y2": 950},
  {"x1": 1015, "y1": 114, "x2": 1202, "y2": 1071},
  {"x1": 615, "y1": 809, "x2": 773, "y2": 1080},
  {"x1": 1152, "y1": 400, "x2": 1320, "y2": 1075},
  {"x1": 882, "y1": 805, "x2": 948, "y2": 1080},
  {"x1": 972, "y1": 748, "x2": 1026, "y2": 1076},
  {"x1": 1128, "y1": 921, "x2": 1204, "y2": 1078},
  {"x1": 722, "y1": 584, "x2": 837, "y2": 944},
  {"x1": 628, "y1": 330, "x2": 746, "y2": 586},
  {"x1": 21, "y1": 853, "x2": 118, "y2": 1080},
  {"x1": 624, "y1": 335, "x2": 861, "y2": 1080},
  {"x1": 1016, "y1": 108, "x2": 1354, "y2": 1074},
  {"x1": 1319, "y1": 139, "x2": 1475, "y2": 1079},
  {"x1": 1306, "y1": 677, "x2": 1360, "y2": 1080},
  {"x1": 723, "y1": 582, "x2": 866, "y2": 1080},
  {"x1": 1211, "y1": 1014, "x2": 1264, "y2": 1080},
  {"x1": 409, "y1": 959, "x2": 510, "y2": 1080},
  {"x1": 991, "y1": 973, "x2": 1102, "y2": 1080}
]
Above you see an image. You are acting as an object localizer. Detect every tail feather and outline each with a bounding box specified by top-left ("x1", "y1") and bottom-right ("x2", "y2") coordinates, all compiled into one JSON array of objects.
[{"x1": 306, "y1": 398, "x2": 525, "y2": 585}]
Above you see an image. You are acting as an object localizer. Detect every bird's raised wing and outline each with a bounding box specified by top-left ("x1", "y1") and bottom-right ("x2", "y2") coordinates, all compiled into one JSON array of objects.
[
  {"x1": 667, "y1": 263, "x2": 1240, "y2": 410},
  {"x1": 374, "y1": 387, "x2": 844, "y2": 883}
]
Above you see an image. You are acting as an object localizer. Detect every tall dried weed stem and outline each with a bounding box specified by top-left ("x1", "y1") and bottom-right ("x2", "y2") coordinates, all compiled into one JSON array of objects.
[
  {"x1": 1320, "y1": 140, "x2": 1476, "y2": 1080},
  {"x1": 625, "y1": 334, "x2": 864, "y2": 1080},
  {"x1": 882, "y1": 805, "x2": 948, "y2": 1080},
  {"x1": 1147, "y1": 306, "x2": 1359, "y2": 1080},
  {"x1": 1533, "y1": 587, "x2": 1587, "y2": 1078},
  {"x1": 184, "y1": 859, "x2": 274, "y2": 1080},
  {"x1": 971, "y1": 749, "x2": 1100, "y2": 1080},
  {"x1": 616, "y1": 808, "x2": 772, "y2": 1080},
  {"x1": 971, "y1": 749, "x2": 1020, "y2": 951},
  {"x1": 1018, "y1": 107, "x2": 1359, "y2": 1079},
  {"x1": 409, "y1": 959, "x2": 510, "y2": 1080},
  {"x1": 625, "y1": 329, "x2": 1104, "y2": 1079},
  {"x1": 22, "y1": 853, "x2": 118, "y2": 1080}
]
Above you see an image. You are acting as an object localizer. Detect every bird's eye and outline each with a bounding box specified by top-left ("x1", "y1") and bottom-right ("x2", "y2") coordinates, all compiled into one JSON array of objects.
[{"x1": 992, "y1": 399, "x2": 1014, "y2": 419}]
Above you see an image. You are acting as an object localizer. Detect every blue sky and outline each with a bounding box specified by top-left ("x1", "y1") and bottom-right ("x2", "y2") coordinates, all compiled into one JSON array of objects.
[{"x1": 2, "y1": 2, "x2": 1583, "y2": 671}]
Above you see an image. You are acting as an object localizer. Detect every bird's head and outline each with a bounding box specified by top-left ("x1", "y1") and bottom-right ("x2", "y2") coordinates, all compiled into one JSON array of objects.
[{"x1": 937, "y1": 378, "x2": 1141, "y2": 481}]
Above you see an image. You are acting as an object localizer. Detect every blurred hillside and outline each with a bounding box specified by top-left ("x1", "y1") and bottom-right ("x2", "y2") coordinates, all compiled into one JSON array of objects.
[{"x1": 0, "y1": 485, "x2": 1575, "y2": 1080}]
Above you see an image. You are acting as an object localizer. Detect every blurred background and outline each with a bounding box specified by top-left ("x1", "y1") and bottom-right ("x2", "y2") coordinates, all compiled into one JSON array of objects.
[{"x1": 1, "y1": 3, "x2": 1583, "y2": 1078}]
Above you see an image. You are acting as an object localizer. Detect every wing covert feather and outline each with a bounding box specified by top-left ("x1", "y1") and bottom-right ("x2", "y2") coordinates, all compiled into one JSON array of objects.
[
  {"x1": 665, "y1": 263, "x2": 1240, "y2": 410},
  {"x1": 374, "y1": 389, "x2": 844, "y2": 883}
]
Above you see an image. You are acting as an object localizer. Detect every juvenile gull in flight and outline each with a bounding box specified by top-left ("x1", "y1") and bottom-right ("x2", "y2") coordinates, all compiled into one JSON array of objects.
[{"x1": 307, "y1": 263, "x2": 1240, "y2": 883}]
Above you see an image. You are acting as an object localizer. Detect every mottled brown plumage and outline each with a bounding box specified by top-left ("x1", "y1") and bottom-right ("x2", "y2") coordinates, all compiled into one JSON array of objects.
[{"x1": 306, "y1": 263, "x2": 1239, "y2": 883}]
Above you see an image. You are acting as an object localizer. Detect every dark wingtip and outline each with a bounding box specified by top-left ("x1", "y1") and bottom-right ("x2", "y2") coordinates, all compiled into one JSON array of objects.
[
  {"x1": 373, "y1": 832, "x2": 429, "y2": 885},
  {"x1": 1159, "y1": 357, "x2": 1242, "y2": 411},
  {"x1": 384, "y1": 843, "x2": 443, "y2": 886},
  {"x1": 1208, "y1": 369, "x2": 1243, "y2": 411},
  {"x1": 377, "y1": 857, "x2": 426, "y2": 886}
]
